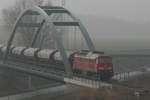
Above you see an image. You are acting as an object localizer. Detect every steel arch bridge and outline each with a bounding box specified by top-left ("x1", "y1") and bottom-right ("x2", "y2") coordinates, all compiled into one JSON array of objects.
[
  {"x1": 0, "y1": 6, "x2": 147, "y2": 89},
  {"x1": 3, "y1": 6, "x2": 95, "y2": 78}
]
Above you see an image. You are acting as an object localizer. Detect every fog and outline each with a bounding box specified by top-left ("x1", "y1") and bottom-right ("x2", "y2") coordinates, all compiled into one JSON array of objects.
[
  {"x1": 1, "y1": 0, "x2": 150, "y2": 22},
  {"x1": 0, "y1": 1, "x2": 150, "y2": 98},
  {"x1": 66, "y1": 0, "x2": 150, "y2": 22},
  {"x1": 0, "y1": 0, "x2": 150, "y2": 51}
]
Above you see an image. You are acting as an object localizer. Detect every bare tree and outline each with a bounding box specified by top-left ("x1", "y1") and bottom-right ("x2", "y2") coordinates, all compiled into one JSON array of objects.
[{"x1": 2, "y1": 0, "x2": 52, "y2": 46}]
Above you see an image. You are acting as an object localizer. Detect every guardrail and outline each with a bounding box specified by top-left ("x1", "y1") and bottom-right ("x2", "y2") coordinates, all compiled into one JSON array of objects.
[
  {"x1": 113, "y1": 68, "x2": 150, "y2": 81},
  {"x1": 64, "y1": 77, "x2": 112, "y2": 89}
]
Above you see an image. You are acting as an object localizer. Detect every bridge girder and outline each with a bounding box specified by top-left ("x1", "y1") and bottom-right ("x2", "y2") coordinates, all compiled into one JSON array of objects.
[{"x1": 4, "y1": 6, "x2": 95, "y2": 77}]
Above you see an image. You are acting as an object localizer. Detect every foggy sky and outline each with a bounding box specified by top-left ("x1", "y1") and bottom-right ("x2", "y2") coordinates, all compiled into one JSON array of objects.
[
  {"x1": 66, "y1": 0, "x2": 150, "y2": 22},
  {"x1": 0, "y1": 0, "x2": 150, "y2": 50},
  {"x1": 0, "y1": 0, "x2": 150, "y2": 22}
]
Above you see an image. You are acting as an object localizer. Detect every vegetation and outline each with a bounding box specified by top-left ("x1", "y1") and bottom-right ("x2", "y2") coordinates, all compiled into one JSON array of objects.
[{"x1": 2, "y1": 0, "x2": 52, "y2": 46}]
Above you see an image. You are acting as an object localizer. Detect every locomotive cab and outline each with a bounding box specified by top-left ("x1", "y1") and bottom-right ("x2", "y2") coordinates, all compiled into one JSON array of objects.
[
  {"x1": 73, "y1": 51, "x2": 113, "y2": 81},
  {"x1": 97, "y1": 55, "x2": 113, "y2": 80}
]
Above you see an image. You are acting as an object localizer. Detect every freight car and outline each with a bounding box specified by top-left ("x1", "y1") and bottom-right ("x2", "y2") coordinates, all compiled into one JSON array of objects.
[{"x1": 0, "y1": 45, "x2": 113, "y2": 81}]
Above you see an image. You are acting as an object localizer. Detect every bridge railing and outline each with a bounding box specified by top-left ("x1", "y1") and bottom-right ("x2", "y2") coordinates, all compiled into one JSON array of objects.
[
  {"x1": 113, "y1": 68, "x2": 150, "y2": 81},
  {"x1": 64, "y1": 77, "x2": 112, "y2": 89}
]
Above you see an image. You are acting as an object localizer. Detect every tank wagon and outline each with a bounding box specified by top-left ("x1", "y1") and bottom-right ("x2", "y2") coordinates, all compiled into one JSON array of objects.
[{"x1": 0, "y1": 45, "x2": 113, "y2": 81}]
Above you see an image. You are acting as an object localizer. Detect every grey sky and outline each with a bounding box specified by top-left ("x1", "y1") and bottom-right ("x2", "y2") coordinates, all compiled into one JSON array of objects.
[
  {"x1": 0, "y1": 0, "x2": 15, "y2": 9},
  {"x1": 0, "y1": 0, "x2": 150, "y2": 22},
  {"x1": 0, "y1": 0, "x2": 150, "y2": 50},
  {"x1": 66, "y1": 0, "x2": 150, "y2": 22}
]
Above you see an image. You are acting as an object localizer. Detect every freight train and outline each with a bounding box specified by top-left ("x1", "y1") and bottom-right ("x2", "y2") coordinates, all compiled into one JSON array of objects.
[{"x1": 0, "y1": 44, "x2": 114, "y2": 81}]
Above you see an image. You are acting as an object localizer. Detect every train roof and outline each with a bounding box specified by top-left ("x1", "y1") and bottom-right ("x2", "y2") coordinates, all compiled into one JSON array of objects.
[
  {"x1": 81, "y1": 50, "x2": 104, "y2": 54},
  {"x1": 23, "y1": 48, "x2": 39, "y2": 57},
  {"x1": 75, "y1": 52, "x2": 99, "y2": 59},
  {"x1": 12, "y1": 46, "x2": 26, "y2": 55},
  {"x1": 75, "y1": 52, "x2": 110, "y2": 59}
]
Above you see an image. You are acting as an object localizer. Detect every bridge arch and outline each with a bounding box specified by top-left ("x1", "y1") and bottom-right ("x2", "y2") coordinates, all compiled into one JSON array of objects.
[{"x1": 4, "y1": 6, "x2": 95, "y2": 77}]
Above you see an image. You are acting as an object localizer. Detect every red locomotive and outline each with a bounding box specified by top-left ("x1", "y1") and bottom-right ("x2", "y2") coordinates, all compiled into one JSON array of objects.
[
  {"x1": 0, "y1": 45, "x2": 114, "y2": 81},
  {"x1": 73, "y1": 51, "x2": 113, "y2": 80}
]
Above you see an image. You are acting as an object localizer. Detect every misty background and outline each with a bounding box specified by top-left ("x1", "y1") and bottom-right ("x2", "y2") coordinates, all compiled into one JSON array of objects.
[
  {"x1": 0, "y1": 1, "x2": 150, "y2": 99},
  {"x1": 0, "y1": 0, "x2": 150, "y2": 52}
]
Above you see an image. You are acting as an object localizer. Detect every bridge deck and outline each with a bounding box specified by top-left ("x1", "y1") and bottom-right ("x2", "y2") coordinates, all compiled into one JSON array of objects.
[
  {"x1": 0, "y1": 61, "x2": 114, "y2": 89},
  {"x1": 0, "y1": 61, "x2": 65, "y2": 82}
]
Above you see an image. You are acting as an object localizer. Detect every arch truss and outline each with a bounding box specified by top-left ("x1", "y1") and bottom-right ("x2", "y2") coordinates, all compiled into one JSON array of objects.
[{"x1": 4, "y1": 6, "x2": 95, "y2": 77}]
